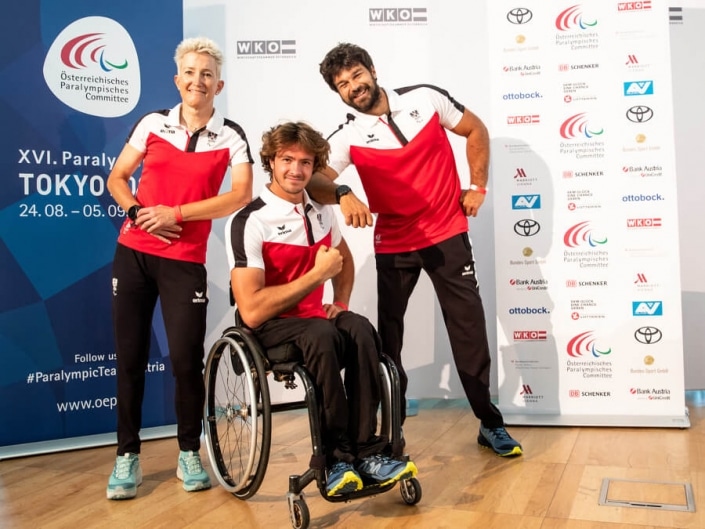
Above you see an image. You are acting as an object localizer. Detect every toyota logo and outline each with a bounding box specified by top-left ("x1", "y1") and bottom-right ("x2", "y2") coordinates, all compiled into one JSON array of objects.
[
  {"x1": 507, "y1": 7, "x2": 533, "y2": 24},
  {"x1": 626, "y1": 105, "x2": 653, "y2": 123},
  {"x1": 514, "y1": 218, "x2": 541, "y2": 236},
  {"x1": 634, "y1": 326, "x2": 662, "y2": 344}
]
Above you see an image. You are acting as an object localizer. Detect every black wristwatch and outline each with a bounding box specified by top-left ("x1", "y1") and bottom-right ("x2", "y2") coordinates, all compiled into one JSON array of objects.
[
  {"x1": 127, "y1": 204, "x2": 142, "y2": 222},
  {"x1": 335, "y1": 185, "x2": 352, "y2": 204}
]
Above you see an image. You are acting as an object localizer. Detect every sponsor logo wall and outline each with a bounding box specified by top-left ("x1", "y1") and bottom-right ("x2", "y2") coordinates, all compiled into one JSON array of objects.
[{"x1": 489, "y1": 1, "x2": 688, "y2": 426}]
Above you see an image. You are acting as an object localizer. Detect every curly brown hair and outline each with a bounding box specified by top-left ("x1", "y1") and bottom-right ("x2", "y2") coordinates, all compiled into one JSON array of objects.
[
  {"x1": 319, "y1": 43, "x2": 375, "y2": 92},
  {"x1": 259, "y1": 122, "x2": 330, "y2": 177}
]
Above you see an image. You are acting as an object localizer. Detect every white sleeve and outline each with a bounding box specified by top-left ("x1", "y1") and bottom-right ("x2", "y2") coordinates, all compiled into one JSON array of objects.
[{"x1": 327, "y1": 129, "x2": 353, "y2": 176}]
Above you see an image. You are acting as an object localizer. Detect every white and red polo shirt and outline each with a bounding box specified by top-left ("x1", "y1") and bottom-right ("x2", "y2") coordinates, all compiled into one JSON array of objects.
[
  {"x1": 226, "y1": 186, "x2": 341, "y2": 319},
  {"x1": 117, "y1": 103, "x2": 253, "y2": 263},
  {"x1": 327, "y1": 84, "x2": 470, "y2": 254}
]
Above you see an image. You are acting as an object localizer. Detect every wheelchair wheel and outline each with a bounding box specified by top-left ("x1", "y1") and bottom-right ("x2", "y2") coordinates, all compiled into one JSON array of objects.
[
  {"x1": 378, "y1": 359, "x2": 393, "y2": 439},
  {"x1": 204, "y1": 328, "x2": 271, "y2": 499},
  {"x1": 289, "y1": 498, "x2": 310, "y2": 529},
  {"x1": 400, "y1": 477, "x2": 422, "y2": 505}
]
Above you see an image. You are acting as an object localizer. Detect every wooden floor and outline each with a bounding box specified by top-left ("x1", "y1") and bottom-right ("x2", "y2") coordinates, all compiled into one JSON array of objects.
[{"x1": 1, "y1": 394, "x2": 704, "y2": 529}]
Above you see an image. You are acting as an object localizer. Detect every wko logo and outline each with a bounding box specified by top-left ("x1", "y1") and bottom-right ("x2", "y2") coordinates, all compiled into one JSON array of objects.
[
  {"x1": 563, "y1": 221, "x2": 608, "y2": 248},
  {"x1": 369, "y1": 8, "x2": 428, "y2": 23},
  {"x1": 507, "y1": 114, "x2": 540, "y2": 125},
  {"x1": 632, "y1": 301, "x2": 663, "y2": 316},
  {"x1": 618, "y1": 1, "x2": 651, "y2": 11},
  {"x1": 626, "y1": 218, "x2": 661, "y2": 228},
  {"x1": 567, "y1": 331, "x2": 612, "y2": 358},
  {"x1": 560, "y1": 113, "x2": 604, "y2": 139},
  {"x1": 513, "y1": 330, "x2": 547, "y2": 341},
  {"x1": 555, "y1": 5, "x2": 598, "y2": 31},
  {"x1": 236, "y1": 40, "x2": 296, "y2": 57}
]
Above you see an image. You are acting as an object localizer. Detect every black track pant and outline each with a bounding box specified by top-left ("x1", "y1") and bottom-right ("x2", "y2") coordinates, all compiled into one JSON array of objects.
[
  {"x1": 112, "y1": 243, "x2": 207, "y2": 455},
  {"x1": 253, "y1": 312, "x2": 387, "y2": 463},
  {"x1": 376, "y1": 232, "x2": 504, "y2": 428}
]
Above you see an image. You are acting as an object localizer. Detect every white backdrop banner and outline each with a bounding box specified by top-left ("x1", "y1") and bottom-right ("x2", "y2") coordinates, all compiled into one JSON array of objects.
[{"x1": 488, "y1": 1, "x2": 687, "y2": 427}]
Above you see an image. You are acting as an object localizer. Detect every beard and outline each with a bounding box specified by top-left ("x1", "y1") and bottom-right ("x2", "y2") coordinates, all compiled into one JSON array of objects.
[{"x1": 348, "y1": 81, "x2": 382, "y2": 113}]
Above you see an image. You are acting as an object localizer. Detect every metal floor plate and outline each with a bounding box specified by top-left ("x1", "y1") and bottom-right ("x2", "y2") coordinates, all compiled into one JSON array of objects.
[{"x1": 599, "y1": 478, "x2": 696, "y2": 512}]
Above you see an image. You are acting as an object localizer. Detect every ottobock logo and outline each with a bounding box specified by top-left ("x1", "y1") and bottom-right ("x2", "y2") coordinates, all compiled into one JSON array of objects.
[
  {"x1": 567, "y1": 331, "x2": 612, "y2": 358},
  {"x1": 512, "y1": 195, "x2": 541, "y2": 209},
  {"x1": 236, "y1": 40, "x2": 296, "y2": 57},
  {"x1": 632, "y1": 301, "x2": 662, "y2": 316},
  {"x1": 624, "y1": 80, "x2": 653, "y2": 96},
  {"x1": 369, "y1": 7, "x2": 428, "y2": 24},
  {"x1": 555, "y1": 5, "x2": 598, "y2": 31},
  {"x1": 563, "y1": 221, "x2": 608, "y2": 248},
  {"x1": 560, "y1": 113, "x2": 604, "y2": 139},
  {"x1": 619, "y1": 1, "x2": 651, "y2": 11},
  {"x1": 43, "y1": 16, "x2": 140, "y2": 117}
]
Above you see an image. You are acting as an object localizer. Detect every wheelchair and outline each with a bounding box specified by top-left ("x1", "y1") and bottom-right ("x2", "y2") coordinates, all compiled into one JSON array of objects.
[{"x1": 202, "y1": 320, "x2": 422, "y2": 529}]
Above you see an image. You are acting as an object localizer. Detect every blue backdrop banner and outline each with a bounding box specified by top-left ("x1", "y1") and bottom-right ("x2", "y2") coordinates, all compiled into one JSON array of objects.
[{"x1": 0, "y1": 0, "x2": 182, "y2": 450}]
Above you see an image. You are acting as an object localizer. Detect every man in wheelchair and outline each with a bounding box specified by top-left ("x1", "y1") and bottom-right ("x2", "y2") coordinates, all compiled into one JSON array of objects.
[{"x1": 225, "y1": 121, "x2": 418, "y2": 497}]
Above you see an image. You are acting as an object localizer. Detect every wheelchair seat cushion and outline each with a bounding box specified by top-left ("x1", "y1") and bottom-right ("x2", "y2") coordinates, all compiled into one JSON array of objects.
[{"x1": 266, "y1": 342, "x2": 303, "y2": 364}]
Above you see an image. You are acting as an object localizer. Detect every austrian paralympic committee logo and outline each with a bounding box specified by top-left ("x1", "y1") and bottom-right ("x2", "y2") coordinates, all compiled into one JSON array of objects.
[
  {"x1": 560, "y1": 113, "x2": 604, "y2": 139},
  {"x1": 567, "y1": 331, "x2": 612, "y2": 358},
  {"x1": 43, "y1": 17, "x2": 139, "y2": 118},
  {"x1": 555, "y1": 5, "x2": 597, "y2": 30},
  {"x1": 563, "y1": 221, "x2": 608, "y2": 248}
]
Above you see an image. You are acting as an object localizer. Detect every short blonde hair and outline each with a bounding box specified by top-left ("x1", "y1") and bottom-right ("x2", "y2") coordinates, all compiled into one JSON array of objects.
[{"x1": 174, "y1": 37, "x2": 224, "y2": 78}]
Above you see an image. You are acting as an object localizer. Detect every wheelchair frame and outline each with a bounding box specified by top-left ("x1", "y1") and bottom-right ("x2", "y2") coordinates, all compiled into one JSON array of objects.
[{"x1": 203, "y1": 325, "x2": 421, "y2": 529}]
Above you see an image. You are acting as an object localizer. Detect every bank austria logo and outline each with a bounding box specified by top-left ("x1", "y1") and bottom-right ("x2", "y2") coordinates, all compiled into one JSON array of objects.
[
  {"x1": 567, "y1": 331, "x2": 611, "y2": 358},
  {"x1": 513, "y1": 218, "x2": 541, "y2": 236},
  {"x1": 634, "y1": 326, "x2": 662, "y2": 344},
  {"x1": 560, "y1": 113, "x2": 604, "y2": 139},
  {"x1": 555, "y1": 5, "x2": 597, "y2": 30},
  {"x1": 369, "y1": 7, "x2": 428, "y2": 24},
  {"x1": 563, "y1": 221, "x2": 608, "y2": 248},
  {"x1": 624, "y1": 80, "x2": 653, "y2": 96},
  {"x1": 507, "y1": 7, "x2": 533, "y2": 24},
  {"x1": 512, "y1": 194, "x2": 541, "y2": 209},
  {"x1": 43, "y1": 16, "x2": 140, "y2": 117},
  {"x1": 632, "y1": 301, "x2": 662, "y2": 316},
  {"x1": 236, "y1": 40, "x2": 296, "y2": 58}
]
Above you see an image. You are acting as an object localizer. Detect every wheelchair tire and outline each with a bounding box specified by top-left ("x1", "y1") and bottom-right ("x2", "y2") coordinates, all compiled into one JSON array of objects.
[
  {"x1": 289, "y1": 498, "x2": 310, "y2": 529},
  {"x1": 400, "y1": 477, "x2": 422, "y2": 505},
  {"x1": 204, "y1": 328, "x2": 272, "y2": 499}
]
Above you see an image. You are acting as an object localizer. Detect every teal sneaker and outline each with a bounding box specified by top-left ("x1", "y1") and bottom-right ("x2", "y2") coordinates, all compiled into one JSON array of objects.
[
  {"x1": 107, "y1": 453, "x2": 142, "y2": 500},
  {"x1": 356, "y1": 454, "x2": 418, "y2": 486},
  {"x1": 478, "y1": 424, "x2": 523, "y2": 457},
  {"x1": 325, "y1": 461, "x2": 363, "y2": 497},
  {"x1": 177, "y1": 450, "x2": 212, "y2": 491}
]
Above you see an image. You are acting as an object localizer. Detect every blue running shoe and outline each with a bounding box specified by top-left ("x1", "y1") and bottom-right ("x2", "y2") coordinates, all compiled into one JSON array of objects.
[
  {"x1": 478, "y1": 424, "x2": 523, "y2": 457},
  {"x1": 107, "y1": 453, "x2": 142, "y2": 500},
  {"x1": 356, "y1": 455, "x2": 418, "y2": 487},
  {"x1": 177, "y1": 450, "x2": 212, "y2": 491},
  {"x1": 326, "y1": 461, "x2": 363, "y2": 496}
]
